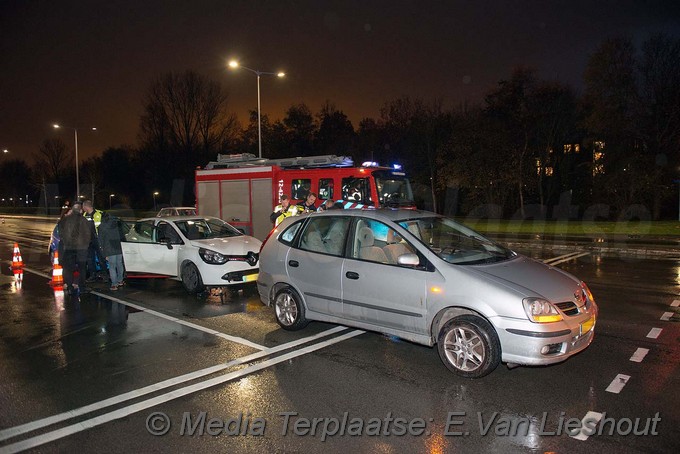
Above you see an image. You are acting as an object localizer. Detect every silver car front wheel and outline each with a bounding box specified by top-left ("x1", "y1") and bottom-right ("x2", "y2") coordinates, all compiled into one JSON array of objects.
[
  {"x1": 437, "y1": 315, "x2": 501, "y2": 378},
  {"x1": 274, "y1": 288, "x2": 308, "y2": 331}
]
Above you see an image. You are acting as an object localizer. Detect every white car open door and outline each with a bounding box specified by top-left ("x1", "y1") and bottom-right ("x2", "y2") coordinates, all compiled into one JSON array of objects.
[{"x1": 121, "y1": 220, "x2": 179, "y2": 276}]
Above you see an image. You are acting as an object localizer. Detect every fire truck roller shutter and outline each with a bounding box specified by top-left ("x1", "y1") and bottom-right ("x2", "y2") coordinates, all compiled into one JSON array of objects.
[{"x1": 221, "y1": 180, "x2": 250, "y2": 225}]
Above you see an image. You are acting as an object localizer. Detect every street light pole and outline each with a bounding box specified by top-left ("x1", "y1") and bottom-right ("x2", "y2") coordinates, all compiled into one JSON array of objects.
[
  {"x1": 256, "y1": 73, "x2": 262, "y2": 159},
  {"x1": 53, "y1": 124, "x2": 96, "y2": 201},
  {"x1": 109, "y1": 193, "x2": 115, "y2": 209},
  {"x1": 153, "y1": 191, "x2": 159, "y2": 211},
  {"x1": 228, "y1": 60, "x2": 285, "y2": 159}
]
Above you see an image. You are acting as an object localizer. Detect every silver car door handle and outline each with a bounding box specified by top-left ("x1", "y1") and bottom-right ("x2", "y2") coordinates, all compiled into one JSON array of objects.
[{"x1": 345, "y1": 271, "x2": 359, "y2": 280}]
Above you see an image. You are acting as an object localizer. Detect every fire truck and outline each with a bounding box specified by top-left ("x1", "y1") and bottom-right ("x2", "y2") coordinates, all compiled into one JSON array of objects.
[{"x1": 195, "y1": 153, "x2": 415, "y2": 240}]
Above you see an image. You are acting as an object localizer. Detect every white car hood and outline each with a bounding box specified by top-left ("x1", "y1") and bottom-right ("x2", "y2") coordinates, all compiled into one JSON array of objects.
[{"x1": 190, "y1": 236, "x2": 262, "y2": 255}]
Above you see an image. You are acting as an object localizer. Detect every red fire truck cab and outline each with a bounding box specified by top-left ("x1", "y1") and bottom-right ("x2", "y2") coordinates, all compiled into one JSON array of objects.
[{"x1": 195, "y1": 154, "x2": 415, "y2": 239}]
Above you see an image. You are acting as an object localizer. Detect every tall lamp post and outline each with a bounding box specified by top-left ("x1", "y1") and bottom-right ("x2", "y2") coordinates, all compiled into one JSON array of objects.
[
  {"x1": 228, "y1": 60, "x2": 285, "y2": 159},
  {"x1": 109, "y1": 193, "x2": 115, "y2": 209},
  {"x1": 153, "y1": 191, "x2": 159, "y2": 211},
  {"x1": 53, "y1": 124, "x2": 96, "y2": 201}
]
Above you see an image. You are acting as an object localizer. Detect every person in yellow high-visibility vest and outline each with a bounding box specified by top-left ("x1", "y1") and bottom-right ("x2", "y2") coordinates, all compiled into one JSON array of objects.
[{"x1": 270, "y1": 195, "x2": 303, "y2": 227}]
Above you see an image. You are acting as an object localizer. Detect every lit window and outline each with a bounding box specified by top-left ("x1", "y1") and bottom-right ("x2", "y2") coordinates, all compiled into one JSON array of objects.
[
  {"x1": 545, "y1": 167, "x2": 553, "y2": 176},
  {"x1": 574, "y1": 144, "x2": 580, "y2": 153}
]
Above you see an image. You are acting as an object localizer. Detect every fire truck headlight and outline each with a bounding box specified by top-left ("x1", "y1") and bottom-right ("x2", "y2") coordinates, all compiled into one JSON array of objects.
[{"x1": 199, "y1": 248, "x2": 227, "y2": 265}]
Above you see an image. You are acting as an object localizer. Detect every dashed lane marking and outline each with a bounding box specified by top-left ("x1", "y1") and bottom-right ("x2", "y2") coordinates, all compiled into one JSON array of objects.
[
  {"x1": 646, "y1": 328, "x2": 663, "y2": 339},
  {"x1": 570, "y1": 411, "x2": 603, "y2": 441},
  {"x1": 671, "y1": 300, "x2": 679, "y2": 307},
  {"x1": 605, "y1": 374, "x2": 630, "y2": 394},
  {"x1": 660, "y1": 312, "x2": 673, "y2": 321},
  {"x1": 629, "y1": 348, "x2": 649, "y2": 363}
]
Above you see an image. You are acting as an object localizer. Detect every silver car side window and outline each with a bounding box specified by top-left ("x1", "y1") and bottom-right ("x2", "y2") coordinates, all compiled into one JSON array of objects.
[{"x1": 299, "y1": 219, "x2": 326, "y2": 254}]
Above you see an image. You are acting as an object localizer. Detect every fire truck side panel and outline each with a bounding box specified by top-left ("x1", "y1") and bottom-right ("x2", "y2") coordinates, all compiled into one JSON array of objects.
[
  {"x1": 251, "y1": 178, "x2": 274, "y2": 240},
  {"x1": 196, "y1": 181, "x2": 220, "y2": 217}
]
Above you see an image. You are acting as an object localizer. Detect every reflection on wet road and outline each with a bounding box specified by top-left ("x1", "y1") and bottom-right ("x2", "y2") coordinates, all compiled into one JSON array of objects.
[{"x1": 0, "y1": 216, "x2": 678, "y2": 453}]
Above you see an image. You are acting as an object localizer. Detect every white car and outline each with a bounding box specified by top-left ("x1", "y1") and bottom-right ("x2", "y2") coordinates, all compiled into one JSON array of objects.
[
  {"x1": 122, "y1": 216, "x2": 261, "y2": 293},
  {"x1": 157, "y1": 206, "x2": 197, "y2": 217}
]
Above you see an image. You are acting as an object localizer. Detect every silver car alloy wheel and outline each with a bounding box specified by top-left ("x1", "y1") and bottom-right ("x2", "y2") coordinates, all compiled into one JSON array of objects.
[
  {"x1": 443, "y1": 326, "x2": 485, "y2": 372},
  {"x1": 275, "y1": 292, "x2": 298, "y2": 326}
]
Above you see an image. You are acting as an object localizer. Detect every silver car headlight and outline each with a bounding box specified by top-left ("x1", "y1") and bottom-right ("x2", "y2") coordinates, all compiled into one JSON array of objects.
[
  {"x1": 199, "y1": 248, "x2": 227, "y2": 265},
  {"x1": 522, "y1": 298, "x2": 563, "y2": 323}
]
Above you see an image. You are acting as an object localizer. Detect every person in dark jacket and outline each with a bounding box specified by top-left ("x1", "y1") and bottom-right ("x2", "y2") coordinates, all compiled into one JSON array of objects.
[
  {"x1": 58, "y1": 202, "x2": 92, "y2": 294},
  {"x1": 98, "y1": 212, "x2": 125, "y2": 290}
]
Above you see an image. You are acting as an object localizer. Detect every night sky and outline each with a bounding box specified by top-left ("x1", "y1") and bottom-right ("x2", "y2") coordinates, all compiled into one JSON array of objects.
[{"x1": 2, "y1": 0, "x2": 679, "y2": 163}]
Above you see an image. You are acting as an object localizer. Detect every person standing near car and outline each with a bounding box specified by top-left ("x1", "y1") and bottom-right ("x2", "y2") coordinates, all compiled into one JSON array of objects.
[
  {"x1": 82, "y1": 199, "x2": 105, "y2": 282},
  {"x1": 98, "y1": 212, "x2": 125, "y2": 291},
  {"x1": 270, "y1": 194, "x2": 303, "y2": 226},
  {"x1": 58, "y1": 202, "x2": 92, "y2": 294},
  {"x1": 297, "y1": 192, "x2": 317, "y2": 213}
]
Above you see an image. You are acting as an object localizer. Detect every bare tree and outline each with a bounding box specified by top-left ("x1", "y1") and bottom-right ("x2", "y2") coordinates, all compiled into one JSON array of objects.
[
  {"x1": 33, "y1": 138, "x2": 72, "y2": 183},
  {"x1": 139, "y1": 70, "x2": 238, "y2": 155}
]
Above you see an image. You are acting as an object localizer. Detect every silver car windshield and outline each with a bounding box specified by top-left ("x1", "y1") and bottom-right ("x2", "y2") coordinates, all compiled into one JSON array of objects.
[
  {"x1": 175, "y1": 218, "x2": 242, "y2": 240},
  {"x1": 397, "y1": 217, "x2": 515, "y2": 265}
]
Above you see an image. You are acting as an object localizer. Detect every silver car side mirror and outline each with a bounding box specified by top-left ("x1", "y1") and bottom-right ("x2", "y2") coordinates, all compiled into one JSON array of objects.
[{"x1": 397, "y1": 253, "x2": 419, "y2": 266}]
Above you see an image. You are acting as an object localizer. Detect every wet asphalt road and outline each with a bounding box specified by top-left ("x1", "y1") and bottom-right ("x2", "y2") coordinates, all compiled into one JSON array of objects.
[{"x1": 0, "y1": 216, "x2": 678, "y2": 453}]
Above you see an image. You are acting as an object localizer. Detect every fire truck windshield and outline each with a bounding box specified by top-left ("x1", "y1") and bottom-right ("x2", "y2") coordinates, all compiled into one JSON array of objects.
[{"x1": 373, "y1": 170, "x2": 415, "y2": 207}]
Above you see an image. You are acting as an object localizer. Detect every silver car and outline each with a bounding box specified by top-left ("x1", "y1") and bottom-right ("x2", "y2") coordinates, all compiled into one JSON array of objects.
[{"x1": 257, "y1": 209, "x2": 597, "y2": 378}]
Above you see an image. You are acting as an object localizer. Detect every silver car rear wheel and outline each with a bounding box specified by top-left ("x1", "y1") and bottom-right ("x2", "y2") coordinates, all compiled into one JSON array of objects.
[
  {"x1": 437, "y1": 315, "x2": 501, "y2": 378},
  {"x1": 274, "y1": 288, "x2": 308, "y2": 331}
]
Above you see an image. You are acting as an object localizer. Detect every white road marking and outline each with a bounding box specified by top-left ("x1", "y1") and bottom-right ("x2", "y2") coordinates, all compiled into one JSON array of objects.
[
  {"x1": 605, "y1": 374, "x2": 630, "y2": 394},
  {"x1": 660, "y1": 312, "x2": 673, "y2": 321},
  {"x1": 1, "y1": 329, "x2": 365, "y2": 453},
  {"x1": 646, "y1": 328, "x2": 663, "y2": 339},
  {"x1": 15, "y1": 265, "x2": 268, "y2": 351},
  {"x1": 629, "y1": 348, "x2": 649, "y2": 363},
  {"x1": 546, "y1": 252, "x2": 591, "y2": 266},
  {"x1": 671, "y1": 299, "x2": 680, "y2": 307},
  {"x1": 99, "y1": 293, "x2": 267, "y2": 351},
  {"x1": 0, "y1": 326, "x2": 349, "y2": 443},
  {"x1": 570, "y1": 411, "x2": 603, "y2": 441},
  {"x1": 543, "y1": 251, "x2": 583, "y2": 265}
]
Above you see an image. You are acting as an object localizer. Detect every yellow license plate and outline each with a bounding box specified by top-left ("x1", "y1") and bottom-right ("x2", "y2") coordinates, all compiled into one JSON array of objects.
[
  {"x1": 242, "y1": 273, "x2": 258, "y2": 282},
  {"x1": 580, "y1": 316, "x2": 595, "y2": 335}
]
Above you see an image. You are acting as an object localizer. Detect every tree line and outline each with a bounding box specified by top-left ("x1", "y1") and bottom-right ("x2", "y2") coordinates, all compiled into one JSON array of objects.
[{"x1": 1, "y1": 34, "x2": 678, "y2": 219}]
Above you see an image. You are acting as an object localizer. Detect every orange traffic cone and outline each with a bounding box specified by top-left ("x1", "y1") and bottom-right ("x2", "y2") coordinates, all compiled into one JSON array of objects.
[
  {"x1": 51, "y1": 251, "x2": 64, "y2": 288},
  {"x1": 11, "y1": 242, "x2": 23, "y2": 270}
]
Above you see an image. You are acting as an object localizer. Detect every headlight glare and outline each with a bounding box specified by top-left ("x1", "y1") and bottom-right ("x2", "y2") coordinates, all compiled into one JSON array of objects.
[{"x1": 523, "y1": 297, "x2": 563, "y2": 323}]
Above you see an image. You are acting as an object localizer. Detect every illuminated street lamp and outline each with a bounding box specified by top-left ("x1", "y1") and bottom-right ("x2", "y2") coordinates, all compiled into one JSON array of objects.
[
  {"x1": 228, "y1": 60, "x2": 285, "y2": 158},
  {"x1": 53, "y1": 124, "x2": 97, "y2": 200},
  {"x1": 153, "y1": 191, "x2": 159, "y2": 211},
  {"x1": 109, "y1": 193, "x2": 115, "y2": 209},
  {"x1": 2, "y1": 149, "x2": 8, "y2": 154}
]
